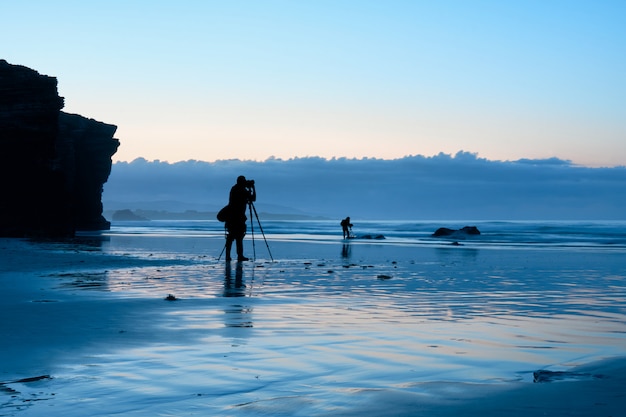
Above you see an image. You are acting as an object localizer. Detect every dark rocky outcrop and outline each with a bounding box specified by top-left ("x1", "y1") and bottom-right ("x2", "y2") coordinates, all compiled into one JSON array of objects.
[
  {"x1": 57, "y1": 112, "x2": 119, "y2": 230},
  {"x1": 112, "y1": 209, "x2": 149, "y2": 221},
  {"x1": 432, "y1": 226, "x2": 481, "y2": 237},
  {"x1": 0, "y1": 60, "x2": 119, "y2": 237}
]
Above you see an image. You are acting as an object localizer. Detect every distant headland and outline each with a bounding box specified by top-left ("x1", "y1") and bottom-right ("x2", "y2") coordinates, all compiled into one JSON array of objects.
[{"x1": 0, "y1": 60, "x2": 120, "y2": 237}]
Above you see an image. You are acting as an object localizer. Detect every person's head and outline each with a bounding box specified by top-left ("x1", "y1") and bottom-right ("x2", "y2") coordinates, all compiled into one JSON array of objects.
[{"x1": 237, "y1": 175, "x2": 247, "y2": 186}]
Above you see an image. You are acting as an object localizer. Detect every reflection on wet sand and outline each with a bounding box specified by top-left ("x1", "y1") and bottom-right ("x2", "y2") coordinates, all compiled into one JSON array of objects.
[
  {"x1": 223, "y1": 261, "x2": 253, "y2": 328},
  {"x1": 341, "y1": 243, "x2": 351, "y2": 258}
]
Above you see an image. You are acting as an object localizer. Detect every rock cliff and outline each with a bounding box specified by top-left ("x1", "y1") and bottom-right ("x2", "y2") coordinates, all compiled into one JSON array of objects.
[{"x1": 0, "y1": 60, "x2": 119, "y2": 237}]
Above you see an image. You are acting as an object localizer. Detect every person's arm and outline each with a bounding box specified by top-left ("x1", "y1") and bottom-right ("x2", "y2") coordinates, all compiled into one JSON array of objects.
[{"x1": 249, "y1": 184, "x2": 256, "y2": 203}]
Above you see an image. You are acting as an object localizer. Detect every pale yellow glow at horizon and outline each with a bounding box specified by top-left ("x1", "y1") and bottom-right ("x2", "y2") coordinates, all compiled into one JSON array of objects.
[{"x1": 105, "y1": 100, "x2": 626, "y2": 168}]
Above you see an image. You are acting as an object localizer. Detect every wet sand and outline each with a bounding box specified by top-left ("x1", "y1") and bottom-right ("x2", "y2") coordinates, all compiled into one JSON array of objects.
[{"x1": 1, "y1": 236, "x2": 625, "y2": 416}]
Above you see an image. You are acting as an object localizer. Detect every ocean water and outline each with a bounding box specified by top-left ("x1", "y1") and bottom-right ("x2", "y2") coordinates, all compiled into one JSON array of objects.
[{"x1": 101, "y1": 219, "x2": 626, "y2": 251}]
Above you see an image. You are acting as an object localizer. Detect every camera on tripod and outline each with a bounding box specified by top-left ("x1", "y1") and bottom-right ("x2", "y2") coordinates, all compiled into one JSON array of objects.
[{"x1": 245, "y1": 179, "x2": 255, "y2": 188}]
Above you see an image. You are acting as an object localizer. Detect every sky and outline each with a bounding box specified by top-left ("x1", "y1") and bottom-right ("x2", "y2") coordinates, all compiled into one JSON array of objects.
[{"x1": 2, "y1": 1, "x2": 625, "y2": 167}]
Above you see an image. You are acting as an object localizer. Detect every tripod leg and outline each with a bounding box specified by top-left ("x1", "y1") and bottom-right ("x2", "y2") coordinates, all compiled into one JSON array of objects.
[
  {"x1": 249, "y1": 203, "x2": 256, "y2": 260},
  {"x1": 218, "y1": 226, "x2": 228, "y2": 261},
  {"x1": 218, "y1": 240, "x2": 227, "y2": 261},
  {"x1": 251, "y1": 202, "x2": 274, "y2": 261}
]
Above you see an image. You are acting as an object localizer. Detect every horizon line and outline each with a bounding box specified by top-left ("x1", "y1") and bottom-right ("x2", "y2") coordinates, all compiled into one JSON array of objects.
[
  {"x1": 110, "y1": 152, "x2": 625, "y2": 169},
  {"x1": 111, "y1": 151, "x2": 583, "y2": 166}
]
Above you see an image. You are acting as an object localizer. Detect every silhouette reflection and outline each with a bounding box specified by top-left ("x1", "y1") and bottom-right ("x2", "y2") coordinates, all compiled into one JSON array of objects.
[
  {"x1": 223, "y1": 261, "x2": 247, "y2": 297},
  {"x1": 341, "y1": 243, "x2": 351, "y2": 258},
  {"x1": 223, "y1": 261, "x2": 253, "y2": 328},
  {"x1": 32, "y1": 232, "x2": 110, "y2": 252}
]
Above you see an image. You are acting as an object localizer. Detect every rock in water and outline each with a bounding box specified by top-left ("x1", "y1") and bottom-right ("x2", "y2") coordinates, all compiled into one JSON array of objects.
[{"x1": 432, "y1": 226, "x2": 481, "y2": 237}]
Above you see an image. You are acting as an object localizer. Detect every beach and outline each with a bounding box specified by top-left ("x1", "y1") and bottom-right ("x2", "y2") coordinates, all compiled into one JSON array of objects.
[{"x1": 1, "y1": 222, "x2": 626, "y2": 416}]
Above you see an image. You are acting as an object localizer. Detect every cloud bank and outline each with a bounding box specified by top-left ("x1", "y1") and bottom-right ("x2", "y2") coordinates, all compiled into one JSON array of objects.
[{"x1": 102, "y1": 152, "x2": 626, "y2": 220}]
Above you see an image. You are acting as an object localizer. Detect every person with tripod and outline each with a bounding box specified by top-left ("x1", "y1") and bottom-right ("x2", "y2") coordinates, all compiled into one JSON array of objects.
[{"x1": 225, "y1": 175, "x2": 256, "y2": 261}]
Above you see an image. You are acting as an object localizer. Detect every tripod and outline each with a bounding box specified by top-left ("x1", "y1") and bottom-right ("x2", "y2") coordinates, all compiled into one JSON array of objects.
[
  {"x1": 217, "y1": 201, "x2": 274, "y2": 262},
  {"x1": 248, "y1": 201, "x2": 274, "y2": 261}
]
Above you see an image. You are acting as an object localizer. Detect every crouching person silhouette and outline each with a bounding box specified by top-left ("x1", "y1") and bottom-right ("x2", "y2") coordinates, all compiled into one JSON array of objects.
[
  {"x1": 341, "y1": 216, "x2": 353, "y2": 239},
  {"x1": 225, "y1": 175, "x2": 256, "y2": 261}
]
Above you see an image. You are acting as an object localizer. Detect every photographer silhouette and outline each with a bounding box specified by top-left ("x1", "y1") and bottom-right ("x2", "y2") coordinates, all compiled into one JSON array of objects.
[{"x1": 225, "y1": 175, "x2": 256, "y2": 261}]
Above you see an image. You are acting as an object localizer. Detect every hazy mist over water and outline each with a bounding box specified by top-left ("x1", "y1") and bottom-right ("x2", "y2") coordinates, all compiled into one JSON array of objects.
[{"x1": 103, "y1": 153, "x2": 626, "y2": 220}]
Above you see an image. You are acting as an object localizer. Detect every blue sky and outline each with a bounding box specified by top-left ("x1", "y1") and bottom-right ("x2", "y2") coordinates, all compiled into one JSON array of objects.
[{"x1": 3, "y1": 1, "x2": 625, "y2": 166}]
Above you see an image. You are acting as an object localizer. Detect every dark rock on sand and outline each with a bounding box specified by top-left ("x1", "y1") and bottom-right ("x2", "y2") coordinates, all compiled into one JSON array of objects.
[
  {"x1": 533, "y1": 369, "x2": 603, "y2": 383},
  {"x1": 0, "y1": 60, "x2": 119, "y2": 237},
  {"x1": 432, "y1": 226, "x2": 481, "y2": 237}
]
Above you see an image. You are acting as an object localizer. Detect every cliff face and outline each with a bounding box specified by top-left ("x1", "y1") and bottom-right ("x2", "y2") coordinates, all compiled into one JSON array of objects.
[
  {"x1": 0, "y1": 60, "x2": 119, "y2": 237},
  {"x1": 57, "y1": 112, "x2": 120, "y2": 231}
]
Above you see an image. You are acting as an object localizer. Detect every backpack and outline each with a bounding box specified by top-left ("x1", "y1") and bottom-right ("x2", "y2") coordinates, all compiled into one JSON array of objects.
[{"x1": 216, "y1": 205, "x2": 231, "y2": 222}]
